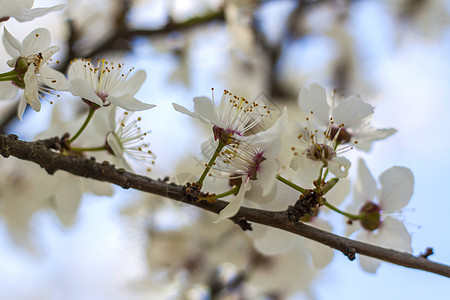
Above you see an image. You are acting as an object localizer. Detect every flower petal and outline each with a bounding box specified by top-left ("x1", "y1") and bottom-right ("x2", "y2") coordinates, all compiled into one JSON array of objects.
[
  {"x1": 39, "y1": 66, "x2": 68, "y2": 90},
  {"x1": 21, "y1": 28, "x2": 51, "y2": 56},
  {"x1": 24, "y1": 65, "x2": 41, "y2": 112},
  {"x1": 351, "y1": 127, "x2": 397, "y2": 151},
  {"x1": 378, "y1": 166, "x2": 414, "y2": 213},
  {"x1": 172, "y1": 102, "x2": 200, "y2": 119},
  {"x1": 13, "y1": 4, "x2": 65, "y2": 22},
  {"x1": 115, "y1": 70, "x2": 146, "y2": 96},
  {"x1": 333, "y1": 96, "x2": 374, "y2": 129},
  {"x1": 354, "y1": 158, "x2": 377, "y2": 205},
  {"x1": 108, "y1": 94, "x2": 155, "y2": 111},
  {"x1": 69, "y1": 78, "x2": 103, "y2": 106},
  {"x1": 214, "y1": 177, "x2": 249, "y2": 223},
  {"x1": 106, "y1": 132, "x2": 124, "y2": 157},
  {"x1": 2, "y1": 27, "x2": 21, "y2": 58},
  {"x1": 257, "y1": 158, "x2": 278, "y2": 196},
  {"x1": 328, "y1": 156, "x2": 351, "y2": 178},
  {"x1": 375, "y1": 217, "x2": 412, "y2": 253},
  {"x1": 0, "y1": 81, "x2": 19, "y2": 100},
  {"x1": 298, "y1": 83, "x2": 330, "y2": 127},
  {"x1": 17, "y1": 96, "x2": 27, "y2": 120},
  {"x1": 254, "y1": 227, "x2": 296, "y2": 255},
  {"x1": 193, "y1": 96, "x2": 220, "y2": 126},
  {"x1": 356, "y1": 231, "x2": 382, "y2": 273},
  {"x1": 305, "y1": 218, "x2": 334, "y2": 268}
]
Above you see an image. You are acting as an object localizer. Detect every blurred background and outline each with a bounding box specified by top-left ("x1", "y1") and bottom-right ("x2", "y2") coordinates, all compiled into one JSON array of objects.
[{"x1": 0, "y1": 0, "x2": 450, "y2": 299}]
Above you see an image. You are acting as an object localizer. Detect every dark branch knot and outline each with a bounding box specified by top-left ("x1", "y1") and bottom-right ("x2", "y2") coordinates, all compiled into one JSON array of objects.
[{"x1": 287, "y1": 191, "x2": 320, "y2": 221}]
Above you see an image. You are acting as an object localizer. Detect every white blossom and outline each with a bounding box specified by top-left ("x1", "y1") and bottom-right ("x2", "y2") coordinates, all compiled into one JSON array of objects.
[
  {"x1": 347, "y1": 158, "x2": 414, "y2": 273},
  {"x1": 173, "y1": 89, "x2": 272, "y2": 144},
  {"x1": 0, "y1": 0, "x2": 64, "y2": 22},
  {"x1": 66, "y1": 58, "x2": 155, "y2": 111},
  {"x1": 95, "y1": 106, "x2": 156, "y2": 171},
  {"x1": 2, "y1": 27, "x2": 67, "y2": 119},
  {"x1": 298, "y1": 82, "x2": 396, "y2": 151},
  {"x1": 210, "y1": 108, "x2": 287, "y2": 222}
]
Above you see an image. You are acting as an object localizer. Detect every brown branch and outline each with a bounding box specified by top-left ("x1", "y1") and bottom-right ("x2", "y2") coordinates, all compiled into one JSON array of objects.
[{"x1": 1, "y1": 133, "x2": 450, "y2": 278}]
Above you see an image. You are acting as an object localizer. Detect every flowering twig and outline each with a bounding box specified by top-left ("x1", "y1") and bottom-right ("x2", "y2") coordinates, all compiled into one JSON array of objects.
[{"x1": 1, "y1": 133, "x2": 450, "y2": 278}]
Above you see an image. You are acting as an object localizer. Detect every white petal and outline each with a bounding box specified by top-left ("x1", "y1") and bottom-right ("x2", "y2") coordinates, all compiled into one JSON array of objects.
[
  {"x1": 245, "y1": 181, "x2": 277, "y2": 204},
  {"x1": 298, "y1": 83, "x2": 330, "y2": 127},
  {"x1": 257, "y1": 159, "x2": 278, "y2": 196},
  {"x1": 351, "y1": 127, "x2": 397, "y2": 151},
  {"x1": 116, "y1": 70, "x2": 146, "y2": 96},
  {"x1": 290, "y1": 155, "x2": 322, "y2": 183},
  {"x1": 345, "y1": 212, "x2": 362, "y2": 236},
  {"x1": 356, "y1": 231, "x2": 382, "y2": 273},
  {"x1": 333, "y1": 96, "x2": 374, "y2": 129},
  {"x1": 24, "y1": 65, "x2": 40, "y2": 111},
  {"x1": 354, "y1": 158, "x2": 377, "y2": 204},
  {"x1": 108, "y1": 94, "x2": 155, "y2": 111},
  {"x1": 40, "y1": 45, "x2": 59, "y2": 62},
  {"x1": 193, "y1": 96, "x2": 220, "y2": 126},
  {"x1": 13, "y1": 4, "x2": 65, "y2": 22},
  {"x1": 21, "y1": 28, "x2": 51, "y2": 56},
  {"x1": 17, "y1": 96, "x2": 27, "y2": 120},
  {"x1": 375, "y1": 217, "x2": 412, "y2": 253},
  {"x1": 0, "y1": 81, "x2": 19, "y2": 100},
  {"x1": 172, "y1": 102, "x2": 200, "y2": 119},
  {"x1": 2, "y1": 27, "x2": 21, "y2": 58},
  {"x1": 254, "y1": 227, "x2": 296, "y2": 255},
  {"x1": 328, "y1": 156, "x2": 351, "y2": 178},
  {"x1": 82, "y1": 178, "x2": 114, "y2": 196},
  {"x1": 69, "y1": 78, "x2": 103, "y2": 106},
  {"x1": 39, "y1": 66, "x2": 68, "y2": 90},
  {"x1": 106, "y1": 132, "x2": 124, "y2": 157},
  {"x1": 324, "y1": 178, "x2": 350, "y2": 206},
  {"x1": 306, "y1": 218, "x2": 334, "y2": 268},
  {"x1": 214, "y1": 177, "x2": 249, "y2": 223},
  {"x1": 242, "y1": 107, "x2": 288, "y2": 150},
  {"x1": 54, "y1": 174, "x2": 82, "y2": 226},
  {"x1": 378, "y1": 166, "x2": 414, "y2": 213}
]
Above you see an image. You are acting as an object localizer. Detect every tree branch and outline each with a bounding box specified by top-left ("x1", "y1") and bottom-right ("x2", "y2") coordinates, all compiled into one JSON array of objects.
[{"x1": 1, "y1": 133, "x2": 449, "y2": 278}]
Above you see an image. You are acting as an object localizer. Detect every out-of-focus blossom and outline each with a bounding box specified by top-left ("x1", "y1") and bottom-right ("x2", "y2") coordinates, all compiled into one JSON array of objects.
[
  {"x1": 66, "y1": 58, "x2": 155, "y2": 111},
  {"x1": 0, "y1": 0, "x2": 64, "y2": 22},
  {"x1": 346, "y1": 158, "x2": 414, "y2": 273}
]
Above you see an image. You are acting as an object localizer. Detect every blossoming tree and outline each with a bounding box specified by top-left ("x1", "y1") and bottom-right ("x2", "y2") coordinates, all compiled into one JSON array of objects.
[{"x1": 0, "y1": 0, "x2": 449, "y2": 298}]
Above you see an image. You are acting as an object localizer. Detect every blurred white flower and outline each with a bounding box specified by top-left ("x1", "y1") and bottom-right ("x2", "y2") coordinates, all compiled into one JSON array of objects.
[
  {"x1": 2, "y1": 27, "x2": 66, "y2": 119},
  {"x1": 173, "y1": 89, "x2": 272, "y2": 144},
  {"x1": 298, "y1": 82, "x2": 396, "y2": 151},
  {"x1": 66, "y1": 58, "x2": 155, "y2": 111},
  {"x1": 0, "y1": 0, "x2": 64, "y2": 22},
  {"x1": 347, "y1": 158, "x2": 414, "y2": 273}
]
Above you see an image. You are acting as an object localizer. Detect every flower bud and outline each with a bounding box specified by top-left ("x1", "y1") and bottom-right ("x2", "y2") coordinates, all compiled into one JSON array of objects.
[{"x1": 359, "y1": 202, "x2": 381, "y2": 231}]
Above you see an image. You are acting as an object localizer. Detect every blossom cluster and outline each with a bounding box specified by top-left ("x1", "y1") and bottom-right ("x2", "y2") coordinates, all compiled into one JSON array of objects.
[{"x1": 0, "y1": 1, "x2": 419, "y2": 296}]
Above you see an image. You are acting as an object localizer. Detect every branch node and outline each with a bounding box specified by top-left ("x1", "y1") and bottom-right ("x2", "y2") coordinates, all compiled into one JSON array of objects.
[
  {"x1": 233, "y1": 218, "x2": 253, "y2": 231},
  {"x1": 420, "y1": 247, "x2": 434, "y2": 259},
  {"x1": 344, "y1": 247, "x2": 356, "y2": 261}
]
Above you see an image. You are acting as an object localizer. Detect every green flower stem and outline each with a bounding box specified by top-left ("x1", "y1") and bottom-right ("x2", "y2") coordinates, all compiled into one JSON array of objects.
[
  {"x1": 0, "y1": 76, "x2": 19, "y2": 81},
  {"x1": 322, "y1": 168, "x2": 329, "y2": 182},
  {"x1": 276, "y1": 175, "x2": 307, "y2": 195},
  {"x1": 197, "y1": 141, "x2": 225, "y2": 186},
  {"x1": 317, "y1": 167, "x2": 323, "y2": 186},
  {"x1": 322, "y1": 201, "x2": 363, "y2": 220},
  {"x1": 212, "y1": 185, "x2": 240, "y2": 199},
  {"x1": 68, "y1": 108, "x2": 96, "y2": 144},
  {"x1": 0, "y1": 70, "x2": 18, "y2": 78},
  {"x1": 70, "y1": 146, "x2": 107, "y2": 152}
]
